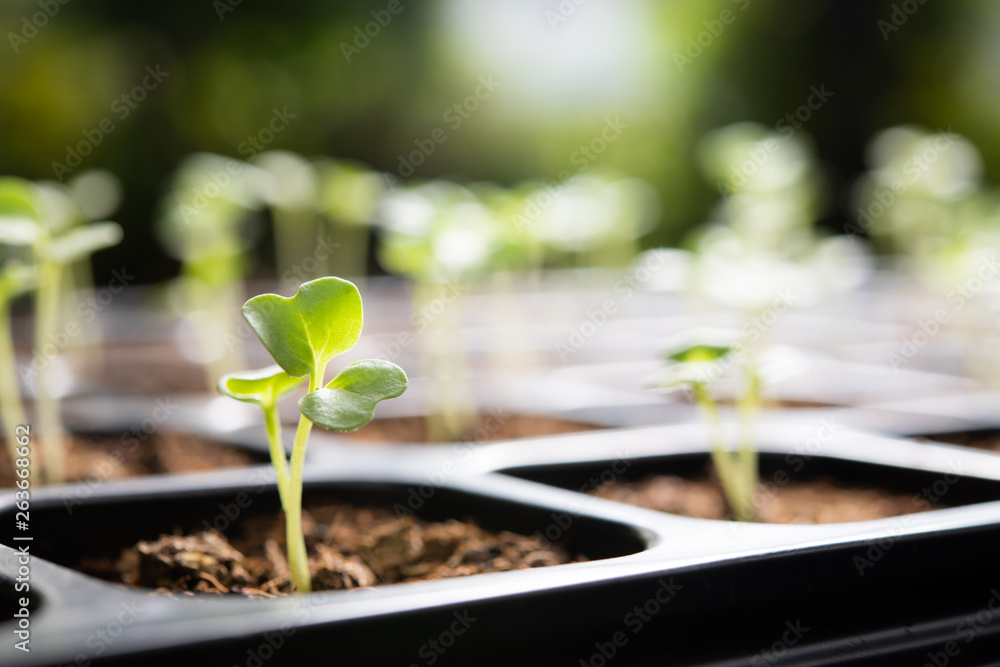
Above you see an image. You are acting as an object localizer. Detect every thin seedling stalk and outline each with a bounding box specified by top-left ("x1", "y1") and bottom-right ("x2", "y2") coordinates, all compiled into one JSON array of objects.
[
  {"x1": 692, "y1": 382, "x2": 754, "y2": 522},
  {"x1": 262, "y1": 398, "x2": 290, "y2": 510},
  {"x1": 414, "y1": 280, "x2": 476, "y2": 443},
  {"x1": 735, "y1": 359, "x2": 760, "y2": 520},
  {"x1": 34, "y1": 254, "x2": 65, "y2": 484},
  {"x1": 285, "y1": 371, "x2": 318, "y2": 593}
]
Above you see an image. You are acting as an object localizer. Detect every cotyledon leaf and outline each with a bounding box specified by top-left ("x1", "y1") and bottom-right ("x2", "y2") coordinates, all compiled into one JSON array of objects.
[
  {"x1": 662, "y1": 327, "x2": 739, "y2": 364},
  {"x1": 298, "y1": 359, "x2": 407, "y2": 431},
  {"x1": 47, "y1": 221, "x2": 123, "y2": 264},
  {"x1": 218, "y1": 365, "x2": 305, "y2": 406},
  {"x1": 241, "y1": 277, "x2": 363, "y2": 379}
]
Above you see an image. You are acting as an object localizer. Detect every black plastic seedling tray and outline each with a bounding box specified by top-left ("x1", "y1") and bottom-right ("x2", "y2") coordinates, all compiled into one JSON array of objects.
[{"x1": 4, "y1": 422, "x2": 1000, "y2": 665}]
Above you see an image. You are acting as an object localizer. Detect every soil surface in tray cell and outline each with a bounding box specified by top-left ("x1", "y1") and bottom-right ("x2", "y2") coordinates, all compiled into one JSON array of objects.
[
  {"x1": 0, "y1": 431, "x2": 261, "y2": 487},
  {"x1": 79, "y1": 502, "x2": 584, "y2": 596},
  {"x1": 592, "y1": 472, "x2": 946, "y2": 524}
]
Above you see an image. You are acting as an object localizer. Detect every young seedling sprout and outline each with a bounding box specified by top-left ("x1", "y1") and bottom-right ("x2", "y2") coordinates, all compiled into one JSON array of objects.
[
  {"x1": 376, "y1": 181, "x2": 495, "y2": 441},
  {"x1": 219, "y1": 276, "x2": 407, "y2": 593},
  {"x1": 0, "y1": 177, "x2": 122, "y2": 483},
  {"x1": 658, "y1": 328, "x2": 760, "y2": 522}
]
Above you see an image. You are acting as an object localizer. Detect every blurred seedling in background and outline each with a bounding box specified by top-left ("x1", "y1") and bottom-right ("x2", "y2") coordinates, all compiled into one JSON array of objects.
[
  {"x1": 674, "y1": 123, "x2": 869, "y2": 321},
  {"x1": 0, "y1": 175, "x2": 122, "y2": 483},
  {"x1": 515, "y1": 172, "x2": 658, "y2": 271},
  {"x1": 257, "y1": 152, "x2": 383, "y2": 288},
  {"x1": 256, "y1": 151, "x2": 323, "y2": 285},
  {"x1": 854, "y1": 126, "x2": 1000, "y2": 382},
  {"x1": 655, "y1": 328, "x2": 760, "y2": 522},
  {"x1": 853, "y1": 125, "x2": 983, "y2": 261},
  {"x1": 376, "y1": 180, "x2": 501, "y2": 441},
  {"x1": 219, "y1": 276, "x2": 407, "y2": 593},
  {"x1": 374, "y1": 174, "x2": 659, "y2": 436},
  {"x1": 157, "y1": 153, "x2": 268, "y2": 390},
  {"x1": 313, "y1": 157, "x2": 384, "y2": 280}
]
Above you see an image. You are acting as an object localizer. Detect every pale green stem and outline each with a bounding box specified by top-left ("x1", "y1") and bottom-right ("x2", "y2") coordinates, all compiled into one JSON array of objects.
[
  {"x1": 0, "y1": 300, "x2": 28, "y2": 466},
  {"x1": 35, "y1": 258, "x2": 65, "y2": 485},
  {"x1": 692, "y1": 382, "x2": 753, "y2": 522},
  {"x1": 415, "y1": 279, "x2": 475, "y2": 442},
  {"x1": 262, "y1": 399, "x2": 290, "y2": 510},
  {"x1": 736, "y1": 359, "x2": 760, "y2": 520},
  {"x1": 285, "y1": 371, "x2": 318, "y2": 593}
]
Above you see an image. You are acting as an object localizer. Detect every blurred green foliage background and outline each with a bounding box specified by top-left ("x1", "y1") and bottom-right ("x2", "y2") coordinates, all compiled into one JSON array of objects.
[{"x1": 0, "y1": 0, "x2": 997, "y2": 283}]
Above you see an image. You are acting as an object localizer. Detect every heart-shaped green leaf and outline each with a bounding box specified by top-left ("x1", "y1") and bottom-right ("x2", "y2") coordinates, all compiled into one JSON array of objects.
[
  {"x1": 48, "y1": 221, "x2": 123, "y2": 264},
  {"x1": 325, "y1": 359, "x2": 409, "y2": 399},
  {"x1": 242, "y1": 277, "x2": 363, "y2": 379},
  {"x1": 218, "y1": 365, "x2": 305, "y2": 406},
  {"x1": 298, "y1": 359, "x2": 407, "y2": 431}
]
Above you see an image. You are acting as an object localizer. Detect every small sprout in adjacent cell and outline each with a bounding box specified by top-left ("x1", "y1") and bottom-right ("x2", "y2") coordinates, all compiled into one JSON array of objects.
[{"x1": 656, "y1": 328, "x2": 760, "y2": 522}]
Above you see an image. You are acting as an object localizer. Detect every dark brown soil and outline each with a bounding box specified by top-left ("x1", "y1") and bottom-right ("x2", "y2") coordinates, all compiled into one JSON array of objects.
[
  {"x1": 592, "y1": 473, "x2": 944, "y2": 524},
  {"x1": 0, "y1": 432, "x2": 261, "y2": 487},
  {"x1": 79, "y1": 502, "x2": 581, "y2": 596},
  {"x1": 343, "y1": 414, "x2": 600, "y2": 444}
]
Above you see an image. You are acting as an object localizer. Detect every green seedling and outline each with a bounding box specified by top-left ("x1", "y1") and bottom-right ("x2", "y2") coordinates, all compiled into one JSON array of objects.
[
  {"x1": 219, "y1": 277, "x2": 407, "y2": 593},
  {"x1": 259, "y1": 153, "x2": 383, "y2": 286},
  {"x1": 683, "y1": 123, "x2": 871, "y2": 314},
  {"x1": 0, "y1": 177, "x2": 122, "y2": 483},
  {"x1": 518, "y1": 172, "x2": 657, "y2": 270},
  {"x1": 856, "y1": 127, "x2": 1000, "y2": 385},
  {"x1": 32, "y1": 220, "x2": 121, "y2": 485},
  {"x1": 376, "y1": 181, "x2": 497, "y2": 441},
  {"x1": 658, "y1": 328, "x2": 760, "y2": 522}
]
